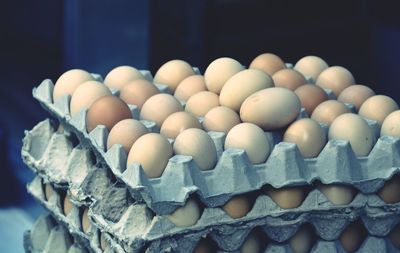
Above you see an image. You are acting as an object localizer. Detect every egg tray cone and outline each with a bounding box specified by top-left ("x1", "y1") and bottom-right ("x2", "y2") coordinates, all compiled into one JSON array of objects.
[{"x1": 32, "y1": 77, "x2": 400, "y2": 215}]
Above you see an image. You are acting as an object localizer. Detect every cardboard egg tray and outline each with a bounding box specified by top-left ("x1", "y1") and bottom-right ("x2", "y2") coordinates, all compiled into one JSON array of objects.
[{"x1": 32, "y1": 76, "x2": 400, "y2": 215}]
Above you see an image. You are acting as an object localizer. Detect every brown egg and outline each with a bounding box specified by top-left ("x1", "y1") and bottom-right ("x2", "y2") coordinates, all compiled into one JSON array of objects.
[
  {"x1": 288, "y1": 224, "x2": 315, "y2": 253},
  {"x1": 311, "y1": 100, "x2": 351, "y2": 126},
  {"x1": 107, "y1": 119, "x2": 148, "y2": 153},
  {"x1": 193, "y1": 238, "x2": 216, "y2": 253},
  {"x1": 316, "y1": 183, "x2": 356, "y2": 205},
  {"x1": 249, "y1": 53, "x2": 286, "y2": 75},
  {"x1": 316, "y1": 66, "x2": 355, "y2": 97},
  {"x1": 241, "y1": 231, "x2": 262, "y2": 253},
  {"x1": 203, "y1": 106, "x2": 241, "y2": 133},
  {"x1": 283, "y1": 118, "x2": 326, "y2": 158},
  {"x1": 81, "y1": 208, "x2": 91, "y2": 234},
  {"x1": 185, "y1": 91, "x2": 220, "y2": 117},
  {"x1": 339, "y1": 220, "x2": 367, "y2": 253},
  {"x1": 140, "y1": 93, "x2": 183, "y2": 127},
  {"x1": 358, "y1": 95, "x2": 399, "y2": 126},
  {"x1": 160, "y1": 111, "x2": 202, "y2": 139},
  {"x1": 294, "y1": 56, "x2": 329, "y2": 81},
  {"x1": 86, "y1": 96, "x2": 132, "y2": 132},
  {"x1": 53, "y1": 69, "x2": 94, "y2": 102},
  {"x1": 100, "y1": 233, "x2": 108, "y2": 251},
  {"x1": 389, "y1": 223, "x2": 400, "y2": 249},
  {"x1": 294, "y1": 84, "x2": 328, "y2": 115},
  {"x1": 220, "y1": 69, "x2": 274, "y2": 111},
  {"x1": 70, "y1": 81, "x2": 112, "y2": 116},
  {"x1": 174, "y1": 75, "x2": 207, "y2": 101},
  {"x1": 265, "y1": 186, "x2": 308, "y2": 209},
  {"x1": 127, "y1": 133, "x2": 173, "y2": 178},
  {"x1": 104, "y1": 66, "x2": 144, "y2": 90},
  {"x1": 337, "y1": 85, "x2": 375, "y2": 111},
  {"x1": 63, "y1": 193, "x2": 74, "y2": 216},
  {"x1": 381, "y1": 110, "x2": 400, "y2": 137},
  {"x1": 222, "y1": 195, "x2": 252, "y2": 219},
  {"x1": 44, "y1": 183, "x2": 54, "y2": 201},
  {"x1": 153, "y1": 60, "x2": 195, "y2": 93},
  {"x1": 119, "y1": 79, "x2": 160, "y2": 109},
  {"x1": 204, "y1": 57, "x2": 245, "y2": 94},
  {"x1": 272, "y1": 69, "x2": 307, "y2": 91},
  {"x1": 377, "y1": 175, "x2": 400, "y2": 203},
  {"x1": 166, "y1": 198, "x2": 201, "y2": 227}
]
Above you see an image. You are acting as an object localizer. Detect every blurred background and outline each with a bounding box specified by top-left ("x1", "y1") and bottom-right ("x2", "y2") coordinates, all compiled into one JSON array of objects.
[{"x1": 0, "y1": 0, "x2": 399, "y2": 251}]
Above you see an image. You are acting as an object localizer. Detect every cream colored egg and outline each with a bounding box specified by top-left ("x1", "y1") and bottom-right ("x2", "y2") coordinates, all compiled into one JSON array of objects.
[
  {"x1": 44, "y1": 183, "x2": 54, "y2": 201},
  {"x1": 294, "y1": 55, "x2": 329, "y2": 81},
  {"x1": 265, "y1": 186, "x2": 307, "y2": 209},
  {"x1": 272, "y1": 69, "x2": 306, "y2": 91},
  {"x1": 222, "y1": 195, "x2": 252, "y2": 219},
  {"x1": 339, "y1": 221, "x2": 367, "y2": 253},
  {"x1": 104, "y1": 66, "x2": 144, "y2": 90},
  {"x1": 185, "y1": 91, "x2": 220, "y2": 117},
  {"x1": 316, "y1": 66, "x2": 355, "y2": 97},
  {"x1": 160, "y1": 111, "x2": 202, "y2": 139},
  {"x1": 154, "y1": 59, "x2": 195, "y2": 93},
  {"x1": 219, "y1": 69, "x2": 274, "y2": 111},
  {"x1": 174, "y1": 75, "x2": 207, "y2": 101},
  {"x1": 119, "y1": 79, "x2": 160, "y2": 109},
  {"x1": 381, "y1": 110, "x2": 400, "y2": 137},
  {"x1": 174, "y1": 128, "x2": 217, "y2": 171},
  {"x1": 294, "y1": 84, "x2": 328, "y2": 115},
  {"x1": 107, "y1": 119, "x2": 148, "y2": 153},
  {"x1": 240, "y1": 87, "x2": 301, "y2": 131},
  {"x1": 193, "y1": 238, "x2": 215, "y2": 253},
  {"x1": 311, "y1": 100, "x2": 351, "y2": 126},
  {"x1": 389, "y1": 223, "x2": 400, "y2": 249},
  {"x1": 203, "y1": 106, "x2": 241, "y2": 133},
  {"x1": 283, "y1": 118, "x2": 326, "y2": 158},
  {"x1": 81, "y1": 208, "x2": 91, "y2": 234},
  {"x1": 241, "y1": 231, "x2": 261, "y2": 253},
  {"x1": 377, "y1": 175, "x2": 400, "y2": 203},
  {"x1": 249, "y1": 53, "x2": 286, "y2": 75},
  {"x1": 204, "y1": 57, "x2": 245, "y2": 94},
  {"x1": 127, "y1": 133, "x2": 173, "y2": 178},
  {"x1": 317, "y1": 183, "x2": 356, "y2": 205},
  {"x1": 337, "y1": 85, "x2": 375, "y2": 111},
  {"x1": 63, "y1": 193, "x2": 74, "y2": 216},
  {"x1": 53, "y1": 69, "x2": 94, "y2": 102},
  {"x1": 70, "y1": 81, "x2": 111, "y2": 116},
  {"x1": 288, "y1": 225, "x2": 315, "y2": 253},
  {"x1": 166, "y1": 198, "x2": 201, "y2": 227},
  {"x1": 359, "y1": 95, "x2": 399, "y2": 126},
  {"x1": 140, "y1": 93, "x2": 183, "y2": 127},
  {"x1": 225, "y1": 123, "x2": 271, "y2": 164}
]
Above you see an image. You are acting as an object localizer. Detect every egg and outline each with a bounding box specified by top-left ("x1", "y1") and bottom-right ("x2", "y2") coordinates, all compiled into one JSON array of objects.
[
  {"x1": 249, "y1": 53, "x2": 286, "y2": 75},
  {"x1": 104, "y1": 66, "x2": 144, "y2": 90},
  {"x1": 86, "y1": 96, "x2": 132, "y2": 132},
  {"x1": 203, "y1": 106, "x2": 241, "y2": 133},
  {"x1": 174, "y1": 75, "x2": 207, "y2": 101},
  {"x1": 63, "y1": 193, "x2": 74, "y2": 216},
  {"x1": 316, "y1": 183, "x2": 356, "y2": 205},
  {"x1": 288, "y1": 225, "x2": 315, "y2": 253},
  {"x1": 294, "y1": 55, "x2": 329, "y2": 81},
  {"x1": 389, "y1": 223, "x2": 400, "y2": 249},
  {"x1": 81, "y1": 208, "x2": 91, "y2": 234},
  {"x1": 377, "y1": 175, "x2": 400, "y2": 203},
  {"x1": 358, "y1": 95, "x2": 399, "y2": 126},
  {"x1": 154, "y1": 60, "x2": 196, "y2": 93},
  {"x1": 337, "y1": 85, "x2": 375, "y2": 111},
  {"x1": 339, "y1": 221, "x2": 367, "y2": 253},
  {"x1": 241, "y1": 231, "x2": 261, "y2": 253},
  {"x1": 272, "y1": 69, "x2": 307, "y2": 91},
  {"x1": 100, "y1": 233, "x2": 108, "y2": 251},
  {"x1": 265, "y1": 186, "x2": 308, "y2": 209},
  {"x1": 315, "y1": 66, "x2": 355, "y2": 97},
  {"x1": 311, "y1": 100, "x2": 351, "y2": 126},
  {"x1": 225, "y1": 123, "x2": 271, "y2": 164},
  {"x1": 166, "y1": 198, "x2": 201, "y2": 227},
  {"x1": 193, "y1": 238, "x2": 216, "y2": 253},
  {"x1": 119, "y1": 79, "x2": 160, "y2": 109},
  {"x1": 222, "y1": 195, "x2": 252, "y2": 219},
  {"x1": 140, "y1": 93, "x2": 183, "y2": 127},
  {"x1": 107, "y1": 119, "x2": 148, "y2": 153},
  {"x1": 185, "y1": 91, "x2": 220, "y2": 117},
  {"x1": 127, "y1": 133, "x2": 173, "y2": 178},
  {"x1": 294, "y1": 84, "x2": 328, "y2": 115},
  {"x1": 160, "y1": 111, "x2": 202, "y2": 139},
  {"x1": 283, "y1": 118, "x2": 326, "y2": 158},
  {"x1": 204, "y1": 57, "x2": 245, "y2": 94},
  {"x1": 69, "y1": 81, "x2": 112, "y2": 116},
  {"x1": 381, "y1": 110, "x2": 400, "y2": 137},
  {"x1": 240, "y1": 87, "x2": 301, "y2": 131},
  {"x1": 53, "y1": 69, "x2": 94, "y2": 102},
  {"x1": 219, "y1": 69, "x2": 274, "y2": 111},
  {"x1": 44, "y1": 183, "x2": 54, "y2": 201},
  {"x1": 174, "y1": 128, "x2": 217, "y2": 170}
]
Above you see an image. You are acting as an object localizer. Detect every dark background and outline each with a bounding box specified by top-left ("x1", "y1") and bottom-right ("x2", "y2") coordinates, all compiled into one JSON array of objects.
[{"x1": 0, "y1": 0, "x2": 399, "y2": 250}]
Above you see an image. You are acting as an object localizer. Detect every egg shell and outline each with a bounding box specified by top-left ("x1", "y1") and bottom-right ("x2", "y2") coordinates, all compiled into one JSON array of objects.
[
  {"x1": 63, "y1": 194, "x2": 73, "y2": 216},
  {"x1": 316, "y1": 66, "x2": 355, "y2": 97},
  {"x1": 204, "y1": 57, "x2": 245, "y2": 94},
  {"x1": 70, "y1": 80, "x2": 112, "y2": 116},
  {"x1": 173, "y1": 128, "x2": 217, "y2": 171},
  {"x1": 377, "y1": 175, "x2": 400, "y2": 203},
  {"x1": 358, "y1": 95, "x2": 399, "y2": 126},
  {"x1": 203, "y1": 106, "x2": 241, "y2": 133},
  {"x1": 389, "y1": 223, "x2": 400, "y2": 249},
  {"x1": 86, "y1": 96, "x2": 132, "y2": 132},
  {"x1": 127, "y1": 133, "x2": 173, "y2": 178},
  {"x1": 219, "y1": 69, "x2": 274, "y2": 111},
  {"x1": 165, "y1": 198, "x2": 201, "y2": 227},
  {"x1": 107, "y1": 119, "x2": 148, "y2": 153},
  {"x1": 272, "y1": 69, "x2": 307, "y2": 91},
  {"x1": 222, "y1": 195, "x2": 252, "y2": 219},
  {"x1": 241, "y1": 231, "x2": 261, "y2": 253},
  {"x1": 289, "y1": 225, "x2": 315, "y2": 253},
  {"x1": 100, "y1": 233, "x2": 108, "y2": 251},
  {"x1": 294, "y1": 84, "x2": 328, "y2": 115},
  {"x1": 316, "y1": 183, "x2": 356, "y2": 205},
  {"x1": 240, "y1": 87, "x2": 301, "y2": 130},
  {"x1": 337, "y1": 85, "x2": 375, "y2": 111},
  {"x1": 160, "y1": 111, "x2": 202, "y2": 139},
  {"x1": 339, "y1": 221, "x2": 367, "y2": 253},
  {"x1": 154, "y1": 60, "x2": 195, "y2": 93},
  {"x1": 249, "y1": 53, "x2": 286, "y2": 75},
  {"x1": 294, "y1": 55, "x2": 329, "y2": 81},
  {"x1": 140, "y1": 93, "x2": 183, "y2": 128},
  {"x1": 53, "y1": 69, "x2": 94, "y2": 102},
  {"x1": 174, "y1": 75, "x2": 207, "y2": 101},
  {"x1": 104, "y1": 66, "x2": 144, "y2": 90},
  {"x1": 193, "y1": 238, "x2": 216, "y2": 253},
  {"x1": 44, "y1": 183, "x2": 54, "y2": 201},
  {"x1": 185, "y1": 91, "x2": 220, "y2": 117},
  {"x1": 311, "y1": 100, "x2": 351, "y2": 126},
  {"x1": 119, "y1": 79, "x2": 160, "y2": 109},
  {"x1": 264, "y1": 186, "x2": 308, "y2": 209},
  {"x1": 381, "y1": 110, "x2": 400, "y2": 137},
  {"x1": 225, "y1": 123, "x2": 271, "y2": 164},
  {"x1": 81, "y1": 208, "x2": 91, "y2": 234}
]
